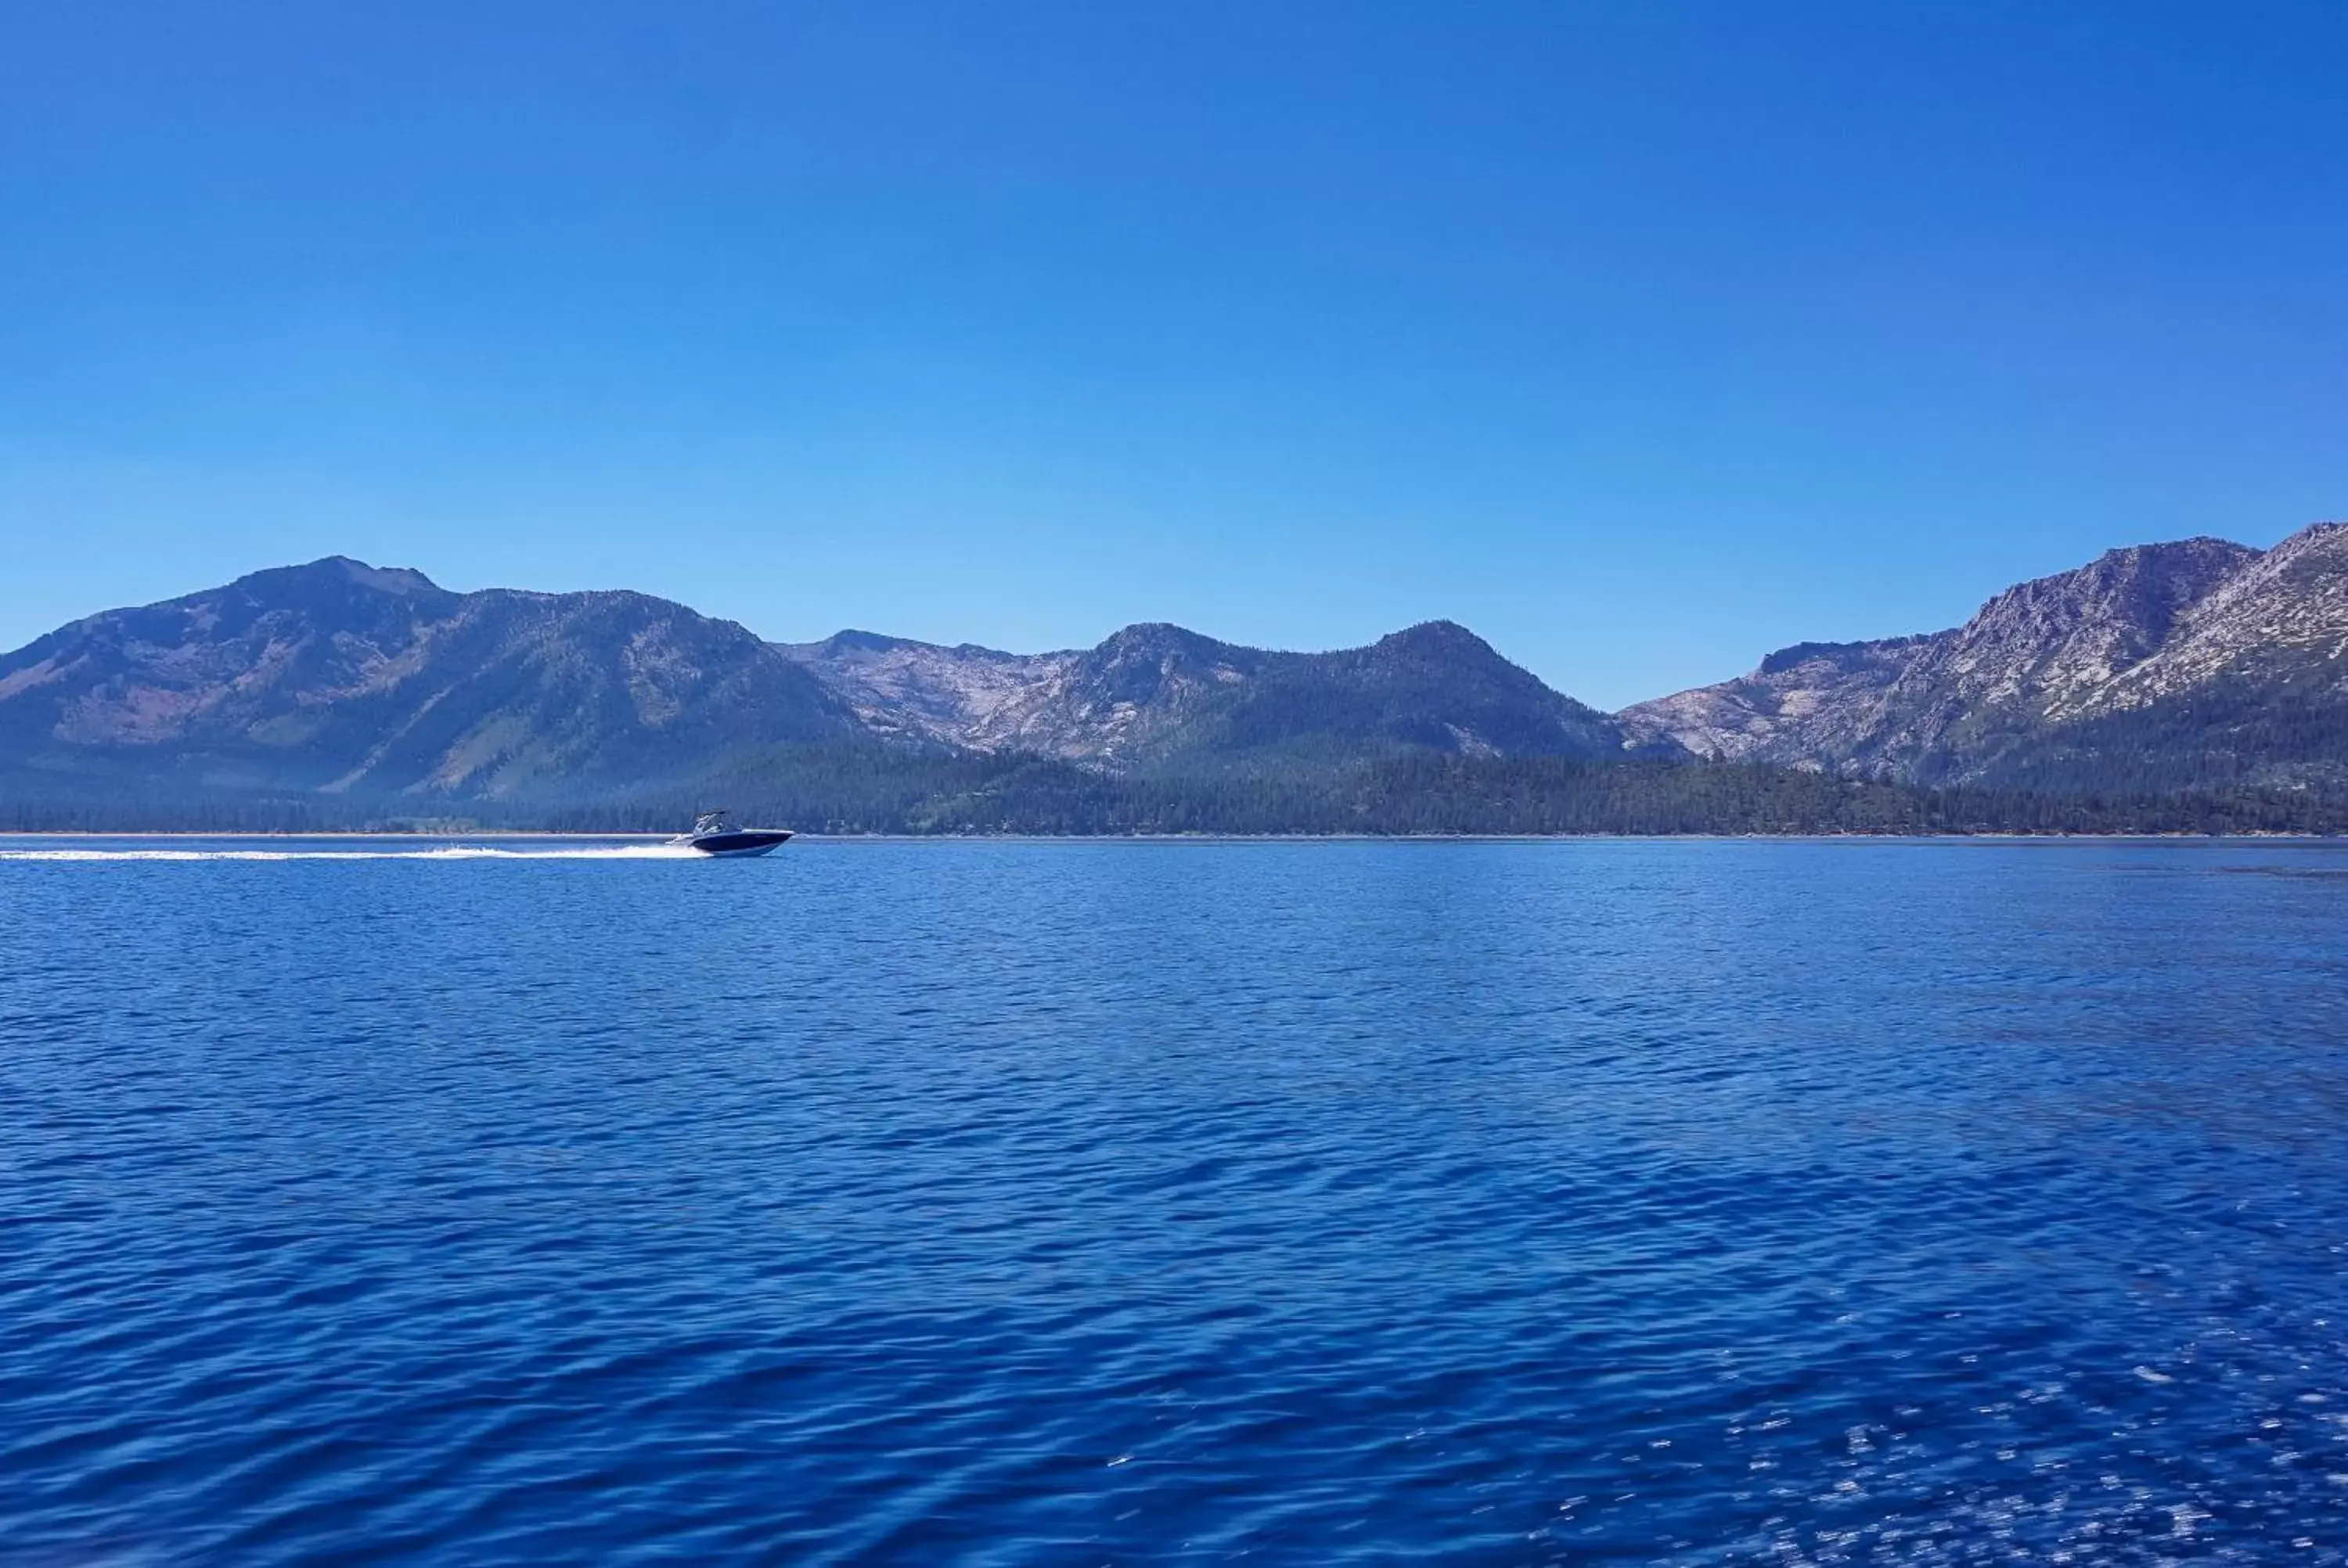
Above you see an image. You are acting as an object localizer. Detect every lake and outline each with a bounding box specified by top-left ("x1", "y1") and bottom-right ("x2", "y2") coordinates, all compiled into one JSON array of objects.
[{"x1": 4, "y1": 837, "x2": 2346, "y2": 1564}]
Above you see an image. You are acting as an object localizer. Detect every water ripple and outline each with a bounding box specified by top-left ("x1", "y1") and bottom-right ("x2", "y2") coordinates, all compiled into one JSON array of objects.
[{"x1": 5, "y1": 837, "x2": 2348, "y2": 1563}]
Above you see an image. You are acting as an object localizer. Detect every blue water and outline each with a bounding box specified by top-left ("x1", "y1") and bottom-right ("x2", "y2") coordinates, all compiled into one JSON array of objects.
[{"x1": 5, "y1": 837, "x2": 2348, "y2": 1565}]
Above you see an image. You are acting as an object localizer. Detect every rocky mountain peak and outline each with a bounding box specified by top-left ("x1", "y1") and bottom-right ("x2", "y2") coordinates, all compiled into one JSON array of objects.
[
  {"x1": 1093, "y1": 622, "x2": 1227, "y2": 661},
  {"x1": 2251, "y1": 520, "x2": 2348, "y2": 577},
  {"x1": 1754, "y1": 638, "x2": 1928, "y2": 677},
  {"x1": 1371, "y1": 620, "x2": 1494, "y2": 660},
  {"x1": 1910, "y1": 535, "x2": 2256, "y2": 727},
  {"x1": 804, "y1": 629, "x2": 920, "y2": 657},
  {"x1": 231, "y1": 556, "x2": 452, "y2": 603},
  {"x1": 2082, "y1": 520, "x2": 2348, "y2": 712},
  {"x1": 1075, "y1": 624, "x2": 1248, "y2": 722},
  {"x1": 1967, "y1": 536, "x2": 2249, "y2": 626}
]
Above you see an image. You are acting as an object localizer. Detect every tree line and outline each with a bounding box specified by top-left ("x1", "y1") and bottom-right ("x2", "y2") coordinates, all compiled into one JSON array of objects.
[{"x1": 7, "y1": 746, "x2": 2346, "y2": 836}]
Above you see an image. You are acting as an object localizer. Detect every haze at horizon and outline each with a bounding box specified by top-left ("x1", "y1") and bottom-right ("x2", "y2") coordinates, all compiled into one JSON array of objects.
[{"x1": 2, "y1": 1, "x2": 2341, "y2": 710}]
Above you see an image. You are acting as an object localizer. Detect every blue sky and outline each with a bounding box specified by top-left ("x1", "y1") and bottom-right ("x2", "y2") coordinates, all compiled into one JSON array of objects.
[{"x1": 2, "y1": 1, "x2": 2341, "y2": 708}]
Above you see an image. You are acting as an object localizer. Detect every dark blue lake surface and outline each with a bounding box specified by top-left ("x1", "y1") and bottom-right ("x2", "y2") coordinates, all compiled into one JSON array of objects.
[{"x1": 5, "y1": 837, "x2": 2348, "y2": 1565}]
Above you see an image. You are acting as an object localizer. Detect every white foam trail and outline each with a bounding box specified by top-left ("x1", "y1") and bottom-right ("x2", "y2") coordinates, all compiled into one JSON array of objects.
[{"x1": 0, "y1": 843, "x2": 704, "y2": 862}]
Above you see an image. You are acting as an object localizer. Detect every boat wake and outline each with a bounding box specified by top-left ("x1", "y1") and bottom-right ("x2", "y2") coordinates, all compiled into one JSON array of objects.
[{"x1": 0, "y1": 843, "x2": 706, "y2": 862}]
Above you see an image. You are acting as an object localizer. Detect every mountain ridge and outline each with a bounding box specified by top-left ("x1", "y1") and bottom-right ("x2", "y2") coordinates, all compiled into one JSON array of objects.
[
  {"x1": 1621, "y1": 525, "x2": 2348, "y2": 789},
  {"x1": 5, "y1": 520, "x2": 2347, "y2": 815},
  {"x1": 2, "y1": 562, "x2": 1651, "y2": 806},
  {"x1": 773, "y1": 616, "x2": 1642, "y2": 765}
]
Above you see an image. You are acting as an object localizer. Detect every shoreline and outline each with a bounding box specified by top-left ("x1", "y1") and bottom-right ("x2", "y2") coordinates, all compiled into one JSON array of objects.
[{"x1": 0, "y1": 829, "x2": 2339, "y2": 843}]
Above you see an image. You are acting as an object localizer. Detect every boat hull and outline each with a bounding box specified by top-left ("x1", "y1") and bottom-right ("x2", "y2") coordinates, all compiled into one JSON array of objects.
[{"x1": 684, "y1": 830, "x2": 794, "y2": 858}]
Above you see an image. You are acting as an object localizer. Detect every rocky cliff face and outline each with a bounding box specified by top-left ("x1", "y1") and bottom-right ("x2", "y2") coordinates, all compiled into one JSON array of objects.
[
  {"x1": 1611, "y1": 636, "x2": 1933, "y2": 766},
  {"x1": 2082, "y1": 523, "x2": 2348, "y2": 714},
  {"x1": 772, "y1": 631, "x2": 1082, "y2": 751},
  {"x1": 1620, "y1": 528, "x2": 2345, "y2": 786},
  {"x1": 0, "y1": 558, "x2": 857, "y2": 799}
]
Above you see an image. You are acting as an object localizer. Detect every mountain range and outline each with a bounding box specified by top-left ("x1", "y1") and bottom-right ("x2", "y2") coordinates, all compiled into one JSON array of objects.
[
  {"x1": 2, "y1": 520, "x2": 2344, "y2": 828},
  {"x1": 1622, "y1": 524, "x2": 2348, "y2": 791},
  {"x1": 776, "y1": 618, "x2": 1642, "y2": 768}
]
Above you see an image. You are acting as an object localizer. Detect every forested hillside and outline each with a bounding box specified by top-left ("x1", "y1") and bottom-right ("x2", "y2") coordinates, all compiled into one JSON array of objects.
[{"x1": 12, "y1": 746, "x2": 2340, "y2": 837}]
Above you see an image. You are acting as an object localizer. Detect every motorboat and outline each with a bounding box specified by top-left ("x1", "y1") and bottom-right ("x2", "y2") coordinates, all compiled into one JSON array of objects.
[{"x1": 672, "y1": 810, "x2": 794, "y2": 858}]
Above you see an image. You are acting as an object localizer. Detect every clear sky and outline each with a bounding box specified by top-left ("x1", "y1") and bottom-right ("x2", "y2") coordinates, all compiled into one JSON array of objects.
[{"x1": 2, "y1": 1, "x2": 2341, "y2": 708}]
